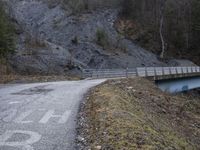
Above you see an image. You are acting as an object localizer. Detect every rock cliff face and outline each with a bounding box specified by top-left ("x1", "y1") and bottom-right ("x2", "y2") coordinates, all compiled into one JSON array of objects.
[{"x1": 6, "y1": 0, "x2": 166, "y2": 75}]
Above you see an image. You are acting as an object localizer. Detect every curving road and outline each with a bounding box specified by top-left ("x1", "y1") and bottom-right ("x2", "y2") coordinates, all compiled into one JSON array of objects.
[{"x1": 0, "y1": 79, "x2": 105, "y2": 150}]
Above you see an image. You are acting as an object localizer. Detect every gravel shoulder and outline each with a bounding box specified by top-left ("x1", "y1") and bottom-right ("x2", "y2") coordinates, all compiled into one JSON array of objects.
[{"x1": 77, "y1": 78, "x2": 200, "y2": 150}]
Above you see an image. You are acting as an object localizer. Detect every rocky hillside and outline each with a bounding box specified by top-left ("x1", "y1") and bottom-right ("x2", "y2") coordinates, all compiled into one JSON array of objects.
[{"x1": 2, "y1": 0, "x2": 196, "y2": 75}]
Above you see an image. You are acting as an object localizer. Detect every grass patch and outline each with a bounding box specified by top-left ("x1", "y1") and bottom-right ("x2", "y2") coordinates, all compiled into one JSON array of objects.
[{"x1": 80, "y1": 78, "x2": 200, "y2": 149}]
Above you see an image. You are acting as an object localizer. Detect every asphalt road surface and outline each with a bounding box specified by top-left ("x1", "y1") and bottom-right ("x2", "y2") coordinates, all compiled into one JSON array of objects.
[{"x1": 0, "y1": 79, "x2": 105, "y2": 150}]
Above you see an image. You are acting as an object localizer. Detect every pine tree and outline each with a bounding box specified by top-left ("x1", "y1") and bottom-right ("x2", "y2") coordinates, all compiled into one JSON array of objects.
[{"x1": 0, "y1": 3, "x2": 15, "y2": 58}]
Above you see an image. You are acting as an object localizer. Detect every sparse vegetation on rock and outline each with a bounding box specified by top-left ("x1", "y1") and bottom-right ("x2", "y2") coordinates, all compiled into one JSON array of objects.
[
  {"x1": 96, "y1": 28, "x2": 110, "y2": 49},
  {"x1": 2, "y1": 0, "x2": 197, "y2": 74}
]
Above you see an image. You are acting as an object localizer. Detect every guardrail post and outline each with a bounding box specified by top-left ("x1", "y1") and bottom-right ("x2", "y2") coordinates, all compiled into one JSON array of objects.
[
  {"x1": 83, "y1": 71, "x2": 85, "y2": 78},
  {"x1": 126, "y1": 68, "x2": 128, "y2": 78},
  {"x1": 154, "y1": 67, "x2": 156, "y2": 76},
  {"x1": 181, "y1": 67, "x2": 184, "y2": 74},
  {"x1": 175, "y1": 67, "x2": 177, "y2": 74},
  {"x1": 81, "y1": 69, "x2": 84, "y2": 79},
  {"x1": 162, "y1": 67, "x2": 164, "y2": 75},
  {"x1": 198, "y1": 67, "x2": 200, "y2": 72},
  {"x1": 169, "y1": 67, "x2": 172, "y2": 75}
]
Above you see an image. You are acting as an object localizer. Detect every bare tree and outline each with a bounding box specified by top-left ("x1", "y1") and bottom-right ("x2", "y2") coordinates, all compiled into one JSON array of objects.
[{"x1": 159, "y1": 0, "x2": 167, "y2": 58}]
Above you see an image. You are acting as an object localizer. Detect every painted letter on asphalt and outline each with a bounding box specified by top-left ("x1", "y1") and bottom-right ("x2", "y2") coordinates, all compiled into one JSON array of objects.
[
  {"x1": 14, "y1": 110, "x2": 33, "y2": 124},
  {"x1": 0, "y1": 130, "x2": 41, "y2": 150},
  {"x1": 0, "y1": 109, "x2": 17, "y2": 122},
  {"x1": 39, "y1": 110, "x2": 71, "y2": 124}
]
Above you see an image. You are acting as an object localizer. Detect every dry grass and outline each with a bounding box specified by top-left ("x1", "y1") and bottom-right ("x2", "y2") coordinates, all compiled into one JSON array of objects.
[
  {"x1": 81, "y1": 78, "x2": 200, "y2": 149},
  {"x1": 0, "y1": 57, "x2": 81, "y2": 84},
  {"x1": 0, "y1": 74, "x2": 80, "y2": 84}
]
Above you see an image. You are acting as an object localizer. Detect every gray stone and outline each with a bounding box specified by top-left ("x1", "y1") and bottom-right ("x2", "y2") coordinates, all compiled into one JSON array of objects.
[{"x1": 6, "y1": 0, "x2": 166, "y2": 75}]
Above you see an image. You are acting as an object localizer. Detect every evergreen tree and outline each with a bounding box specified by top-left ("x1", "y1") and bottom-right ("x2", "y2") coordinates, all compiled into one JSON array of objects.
[{"x1": 0, "y1": 3, "x2": 15, "y2": 58}]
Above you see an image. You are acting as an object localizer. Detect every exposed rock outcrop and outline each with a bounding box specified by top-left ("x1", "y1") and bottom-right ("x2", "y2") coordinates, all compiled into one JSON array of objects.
[{"x1": 6, "y1": 0, "x2": 166, "y2": 75}]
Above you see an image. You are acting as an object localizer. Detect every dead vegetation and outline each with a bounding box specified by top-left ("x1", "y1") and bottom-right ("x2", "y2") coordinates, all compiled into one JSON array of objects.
[
  {"x1": 0, "y1": 74, "x2": 80, "y2": 84},
  {"x1": 0, "y1": 59, "x2": 80, "y2": 84},
  {"x1": 77, "y1": 78, "x2": 200, "y2": 149},
  {"x1": 117, "y1": 0, "x2": 200, "y2": 65},
  {"x1": 95, "y1": 28, "x2": 127, "y2": 53}
]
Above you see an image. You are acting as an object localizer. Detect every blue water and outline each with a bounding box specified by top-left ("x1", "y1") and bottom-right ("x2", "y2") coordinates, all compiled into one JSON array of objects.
[{"x1": 156, "y1": 76, "x2": 200, "y2": 93}]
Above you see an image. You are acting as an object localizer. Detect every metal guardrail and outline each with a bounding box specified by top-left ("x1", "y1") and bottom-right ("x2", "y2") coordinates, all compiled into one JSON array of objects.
[{"x1": 82, "y1": 66, "x2": 200, "y2": 79}]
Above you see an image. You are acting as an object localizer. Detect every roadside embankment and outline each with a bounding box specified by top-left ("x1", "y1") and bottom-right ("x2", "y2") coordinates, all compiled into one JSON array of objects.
[
  {"x1": 0, "y1": 75, "x2": 81, "y2": 84},
  {"x1": 77, "y1": 78, "x2": 200, "y2": 149}
]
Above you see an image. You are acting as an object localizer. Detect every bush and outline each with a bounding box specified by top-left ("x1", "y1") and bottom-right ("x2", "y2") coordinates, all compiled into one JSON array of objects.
[
  {"x1": 46, "y1": 0, "x2": 61, "y2": 9},
  {"x1": 62, "y1": 0, "x2": 121, "y2": 14},
  {"x1": 71, "y1": 36, "x2": 79, "y2": 45},
  {"x1": 62, "y1": 0, "x2": 88, "y2": 14},
  {"x1": 96, "y1": 28, "x2": 110, "y2": 48},
  {"x1": 0, "y1": 3, "x2": 15, "y2": 58}
]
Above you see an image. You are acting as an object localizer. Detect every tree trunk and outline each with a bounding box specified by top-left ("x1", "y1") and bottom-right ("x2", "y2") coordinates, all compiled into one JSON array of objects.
[{"x1": 160, "y1": 0, "x2": 167, "y2": 58}]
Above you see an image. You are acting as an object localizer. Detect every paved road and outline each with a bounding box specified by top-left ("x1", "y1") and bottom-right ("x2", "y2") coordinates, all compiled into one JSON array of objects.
[{"x1": 0, "y1": 79, "x2": 105, "y2": 150}]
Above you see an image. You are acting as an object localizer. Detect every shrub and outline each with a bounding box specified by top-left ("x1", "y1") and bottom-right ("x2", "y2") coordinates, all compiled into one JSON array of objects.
[
  {"x1": 46, "y1": 0, "x2": 60, "y2": 9},
  {"x1": 96, "y1": 28, "x2": 110, "y2": 48},
  {"x1": 62, "y1": 0, "x2": 121, "y2": 14},
  {"x1": 62, "y1": 0, "x2": 88, "y2": 14},
  {"x1": 71, "y1": 36, "x2": 79, "y2": 45}
]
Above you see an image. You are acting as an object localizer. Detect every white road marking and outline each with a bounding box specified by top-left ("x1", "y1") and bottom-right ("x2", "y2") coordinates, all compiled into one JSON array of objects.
[
  {"x1": 0, "y1": 109, "x2": 17, "y2": 122},
  {"x1": 0, "y1": 79, "x2": 106, "y2": 149},
  {"x1": 0, "y1": 130, "x2": 41, "y2": 150},
  {"x1": 39, "y1": 110, "x2": 71, "y2": 124},
  {"x1": 9, "y1": 101, "x2": 21, "y2": 104},
  {"x1": 14, "y1": 110, "x2": 33, "y2": 124},
  {"x1": 58, "y1": 110, "x2": 71, "y2": 124}
]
